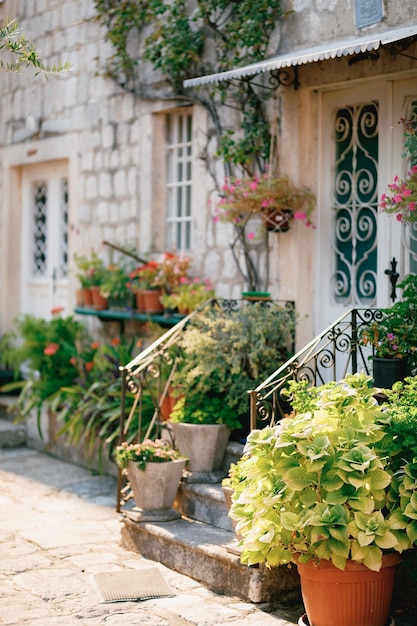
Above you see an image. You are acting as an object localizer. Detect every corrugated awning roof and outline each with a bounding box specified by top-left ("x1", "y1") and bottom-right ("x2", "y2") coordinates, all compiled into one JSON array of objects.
[{"x1": 184, "y1": 23, "x2": 417, "y2": 87}]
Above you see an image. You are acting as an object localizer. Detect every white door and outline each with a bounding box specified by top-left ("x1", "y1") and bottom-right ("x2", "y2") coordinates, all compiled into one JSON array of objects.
[
  {"x1": 316, "y1": 79, "x2": 417, "y2": 334},
  {"x1": 21, "y1": 162, "x2": 69, "y2": 319}
]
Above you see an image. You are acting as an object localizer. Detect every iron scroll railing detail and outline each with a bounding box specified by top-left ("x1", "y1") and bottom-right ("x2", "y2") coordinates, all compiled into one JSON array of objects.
[
  {"x1": 116, "y1": 297, "x2": 294, "y2": 511},
  {"x1": 248, "y1": 308, "x2": 383, "y2": 431}
]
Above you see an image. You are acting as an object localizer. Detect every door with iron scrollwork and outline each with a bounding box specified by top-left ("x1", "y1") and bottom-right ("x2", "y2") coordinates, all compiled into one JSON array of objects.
[
  {"x1": 316, "y1": 80, "x2": 416, "y2": 333},
  {"x1": 21, "y1": 162, "x2": 69, "y2": 319}
]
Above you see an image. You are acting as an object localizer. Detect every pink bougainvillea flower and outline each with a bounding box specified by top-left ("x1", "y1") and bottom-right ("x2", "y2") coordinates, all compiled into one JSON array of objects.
[
  {"x1": 247, "y1": 231, "x2": 255, "y2": 240},
  {"x1": 213, "y1": 215, "x2": 220, "y2": 223},
  {"x1": 396, "y1": 214, "x2": 403, "y2": 222},
  {"x1": 44, "y1": 343, "x2": 59, "y2": 356},
  {"x1": 51, "y1": 307, "x2": 64, "y2": 315},
  {"x1": 409, "y1": 202, "x2": 416, "y2": 211},
  {"x1": 394, "y1": 194, "x2": 403, "y2": 203},
  {"x1": 261, "y1": 199, "x2": 269, "y2": 208},
  {"x1": 403, "y1": 189, "x2": 412, "y2": 197},
  {"x1": 249, "y1": 181, "x2": 258, "y2": 191},
  {"x1": 294, "y1": 211, "x2": 307, "y2": 221}
]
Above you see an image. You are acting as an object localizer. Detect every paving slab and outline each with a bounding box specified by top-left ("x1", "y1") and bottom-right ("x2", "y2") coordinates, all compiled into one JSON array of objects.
[
  {"x1": 1, "y1": 446, "x2": 414, "y2": 626},
  {"x1": 0, "y1": 447, "x2": 300, "y2": 626}
]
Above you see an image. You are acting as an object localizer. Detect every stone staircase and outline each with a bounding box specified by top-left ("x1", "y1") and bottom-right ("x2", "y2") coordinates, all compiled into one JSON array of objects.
[
  {"x1": 0, "y1": 394, "x2": 300, "y2": 605},
  {"x1": 0, "y1": 396, "x2": 25, "y2": 449},
  {"x1": 120, "y1": 439, "x2": 301, "y2": 604}
]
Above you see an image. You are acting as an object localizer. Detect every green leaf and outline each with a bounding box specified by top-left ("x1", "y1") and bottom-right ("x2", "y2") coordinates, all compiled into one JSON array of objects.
[{"x1": 284, "y1": 467, "x2": 317, "y2": 491}]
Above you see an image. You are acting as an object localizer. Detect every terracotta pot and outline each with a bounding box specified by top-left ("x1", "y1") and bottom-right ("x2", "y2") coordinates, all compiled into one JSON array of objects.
[
  {"x1": 297, "y1": 615, "x2": 395, "y2": 626},
  {"x1": 143, "y1": 289, "x2": 163, "y2": 314},
  {"x1": 127, "y1": 458, "x2": 186, "y2": 510},
  {"x1": 75, "y1": 288, "x2": 85, "y2": 307},
  {"x1": 160, "y1": 391, "x2": 177, "y2": 421},
  {"x1": 135, "y1": 289, "x2": 146, "y2": 312},
  {"x1": 170, "y1": 422, "x2": 231, "y2": 473},
  {"x1": 296, "y1": 553, "x2": 401, "y2": 626},
  {"x1": 373, "y1": 356, "x2": 408, "y2": 389},
  {"x1": 82, "y1": 288, "x2": 94, "y2": 307},
  {"x1": 90, "y1": 286, "x2": 107, "y2": 310}
]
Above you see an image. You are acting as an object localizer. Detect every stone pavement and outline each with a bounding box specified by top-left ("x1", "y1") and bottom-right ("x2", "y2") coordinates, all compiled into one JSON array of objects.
[{"x1": 0, "y1": 446, "x2": 301, "y2": 626}]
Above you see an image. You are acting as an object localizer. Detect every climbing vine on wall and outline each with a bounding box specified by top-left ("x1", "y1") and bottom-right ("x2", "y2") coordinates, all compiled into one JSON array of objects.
[{"x1": 94, "y1": 0, "x2": 288, "y2": 173}]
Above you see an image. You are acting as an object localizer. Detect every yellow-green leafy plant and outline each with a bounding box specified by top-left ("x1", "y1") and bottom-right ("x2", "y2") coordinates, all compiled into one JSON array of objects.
[{"x1": 229, "y1": 373, "x2": 417, "y2": 572}]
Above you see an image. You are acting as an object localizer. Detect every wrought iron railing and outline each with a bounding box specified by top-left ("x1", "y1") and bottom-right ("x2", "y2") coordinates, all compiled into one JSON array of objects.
[
  {"x1": 248, "y1": 307, "x2": 383, "y2": 431},
  {"x1": 116, "y1": 297, "x2": 295, "y2": 510}
]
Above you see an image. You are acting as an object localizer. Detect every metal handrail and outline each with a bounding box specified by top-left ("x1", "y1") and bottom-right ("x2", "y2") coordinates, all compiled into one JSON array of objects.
[{"x1": 248, "y1": 307, "x2": 383, "y2": 430}]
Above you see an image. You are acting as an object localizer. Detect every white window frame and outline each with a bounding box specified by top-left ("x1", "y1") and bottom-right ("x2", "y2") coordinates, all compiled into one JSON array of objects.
[{"x1": 165, "y1": 111, "x2": 193, "y2": 252}]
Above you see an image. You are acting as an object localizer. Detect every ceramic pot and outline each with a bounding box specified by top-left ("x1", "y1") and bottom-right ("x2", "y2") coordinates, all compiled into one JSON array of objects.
[
  {"x1": 127, "y1": 458, "x2": 186, "y2": 510},
  {"x1": 143, "y1": 289, "x2": 163, "y2": 314},
  {"x1": 296, "y1": 553, "x2": 401, "y2": 626},
  {"x1": 297, "y1": 615, "x2": 395, "y2": 626},
  {"x1": 170, "y1": 422, "x2": 231, "y2": 473},
  {"x1": 82, "y1": 288, "x2": 94, "y2": 307},
  {"x1": 135, "y1": 289, "x2": 146, "y2": 312},
  {"x1": 90, "y1": 286, "x2": 107, "y2": 311},
  {"x1": 373, "y1": 357, "x2": 408, "y2": 389}
]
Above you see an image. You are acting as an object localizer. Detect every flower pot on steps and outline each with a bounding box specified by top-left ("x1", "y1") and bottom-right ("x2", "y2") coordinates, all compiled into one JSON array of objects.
[
  {"x1": 170, "y1": 422, "x2": 231, "y2": 474},
  {"x1": 296, "y1": 553, "x2": 401, "y2": 626},
  {"x1": 127, "y1": 458, "x2": 186, "y2": 513}
]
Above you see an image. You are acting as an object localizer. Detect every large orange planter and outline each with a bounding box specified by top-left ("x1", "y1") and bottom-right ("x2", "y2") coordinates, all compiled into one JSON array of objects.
[{"x1": 296, "y1": 553, "x2": 401, "y2": 626}]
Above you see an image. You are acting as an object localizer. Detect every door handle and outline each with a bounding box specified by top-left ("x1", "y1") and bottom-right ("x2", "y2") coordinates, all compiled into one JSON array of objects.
[{"x1": 384, "y1": 257, "x2": 399, "y2": 302}]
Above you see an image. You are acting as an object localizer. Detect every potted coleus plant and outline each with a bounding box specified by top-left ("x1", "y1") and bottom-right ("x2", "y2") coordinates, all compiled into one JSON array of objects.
[
  {"x1": 228, "y1": 372, "x2": 417, "y2": 626},
  {"x1": 114, "y1": 438, "x2": 187, "y2": 516},
  {"x1": 360, "y1": 274, "x2": 417, "y2": 389}
]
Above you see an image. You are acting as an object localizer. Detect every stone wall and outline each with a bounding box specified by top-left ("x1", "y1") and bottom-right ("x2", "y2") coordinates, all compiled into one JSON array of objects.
[{"x1": 0, "y1": 0, "x2": 416, "y2": 348}]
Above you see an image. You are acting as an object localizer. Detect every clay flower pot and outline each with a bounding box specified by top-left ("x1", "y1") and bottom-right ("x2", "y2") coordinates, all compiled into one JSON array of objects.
[{"x1": 296, "y1": 553, "x2": 401, "y2": 626}]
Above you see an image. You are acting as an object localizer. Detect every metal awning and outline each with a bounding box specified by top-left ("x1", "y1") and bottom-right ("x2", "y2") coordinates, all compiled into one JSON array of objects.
[{"x1": 184, "y1": 23, "x2": 417, "y2": 87}]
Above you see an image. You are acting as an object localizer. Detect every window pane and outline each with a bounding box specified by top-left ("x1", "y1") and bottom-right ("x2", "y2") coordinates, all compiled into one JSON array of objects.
[
  {"x1": 31, "y1": 181, "x2": 48, "y2": 277},
  {"x1": 166, "y1": 112, "x2": 193, "y2": 252},
  {"x1": 332, "y1": 102, "x2": 378, "y2": 304}
]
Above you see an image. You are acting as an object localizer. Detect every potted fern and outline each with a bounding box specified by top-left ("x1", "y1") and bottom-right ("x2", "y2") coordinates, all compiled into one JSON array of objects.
[{"x1": 228, "y1": 373, "x2": 417, "y2": 626}]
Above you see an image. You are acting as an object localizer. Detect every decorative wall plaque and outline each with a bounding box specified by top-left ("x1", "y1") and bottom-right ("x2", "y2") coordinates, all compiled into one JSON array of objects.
[{"x1": 355, "y1": 0, "x2": 383, "y2": 29}]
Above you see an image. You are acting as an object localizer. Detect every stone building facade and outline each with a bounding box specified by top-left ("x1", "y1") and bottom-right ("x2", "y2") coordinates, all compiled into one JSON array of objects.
[{"x1": 0, "y1": 0, "x2": 417, "y2": 351}]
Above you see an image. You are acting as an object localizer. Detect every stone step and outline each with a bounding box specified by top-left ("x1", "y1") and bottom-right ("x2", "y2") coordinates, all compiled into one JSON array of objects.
[
  {"x1": 121, "y1": 514, "x2": 300, "y2": 604},
  {"x1": 0, "y1": 418, "x2": 25, "y2": 448},
  {"x1": 177, "y1": 482, "x2": 232, "y2": 531}
]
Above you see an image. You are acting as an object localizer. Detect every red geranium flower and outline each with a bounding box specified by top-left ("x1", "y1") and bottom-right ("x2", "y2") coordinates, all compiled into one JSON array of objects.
[{"x1": 44, "y1": 343, "x2": 59, "y2": 356}]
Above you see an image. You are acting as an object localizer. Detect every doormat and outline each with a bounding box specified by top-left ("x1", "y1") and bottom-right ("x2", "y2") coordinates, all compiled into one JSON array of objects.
[{"x1": 91, "y1": 568, "x2": 176, "y2": 603}]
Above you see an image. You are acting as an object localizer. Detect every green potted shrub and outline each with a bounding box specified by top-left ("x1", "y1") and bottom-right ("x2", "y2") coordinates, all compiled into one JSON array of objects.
[
  {"x1": 160, "y1": 278, "x2": 215, "y2": 315},
  {"x1": 167, "y1": 301, "x2": 295, "y2": 474},
  {"x1": 114, "y1": 439, "x2": 187, "y2": 517},
  {"x1": 360, "y1": 274, "x2": 417, "y2": 388},
  {"x1": 228, "y1": 372, "x2": 417, "y2": 626},
  {"x1": 99, "y1": 264, "x2": 133, "y2": 310},
  {"x1": 74, "y1": 252, "x2": 106, "y2": 308},
  {"x1": 169, "y1": 394, "x2": 241, "y2": 474}
]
